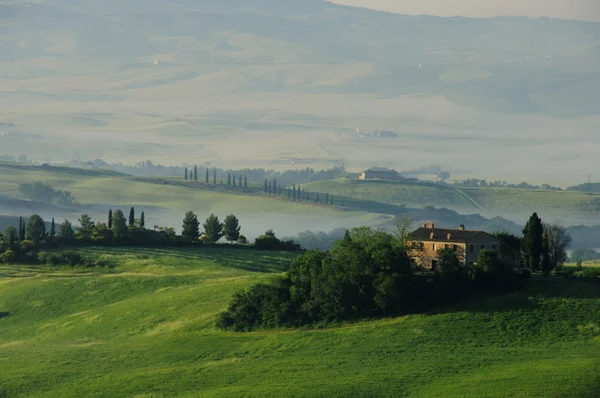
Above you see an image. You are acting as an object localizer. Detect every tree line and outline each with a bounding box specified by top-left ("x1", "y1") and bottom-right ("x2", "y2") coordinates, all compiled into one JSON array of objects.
[{"x1": 0, "y1": 209, "x2": 300, "y2": 265}]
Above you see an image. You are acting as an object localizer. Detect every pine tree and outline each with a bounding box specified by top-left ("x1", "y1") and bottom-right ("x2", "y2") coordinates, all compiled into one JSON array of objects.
[
  {"x1": 182, "y1": 211, "x2": 200, "y2": 243},
  {"x1": 213, "y1": 169, "x2": 217, "y2": 184},
  {"x1": 193, "y1": 165, "x2": 198, "y2": 181},
  {"x1": 223, "y1": 214, "x2": 241, "y2": 243},
  {"x1": 58, "y1": 220, "x2": 75, "y2": 244},
  {"x1": 50, "y1": 218, "x2": 56, "y2": 237},
  {"x1": 140, "y1": 212, "x2": 145, "y2": 228},
  {"x1": 185, "y1": 167, "x2": 188, "y2": 180},
  {"x1": 108, "y1": 209, "x2": 113, "y2": 229},
  {"x1": 228, "y1": 173, "x2": 232, "y2": 187},
  {"x1": 264, "y1": 179, "x2": 268, "y2": 193},
  {"x1": 129, "y1": 207, "x2": 135, "y2": 227},
  {"x1": 27, "y1": 214, "x2": 45, "y2": 243},
  {"x1": 111, "y1": 210, "x2": 127, "y2": 238},
  {"x1": 203, "y1": 214, "x2": 223, "y2": 243},
  {"x1": 205, "y1": 168, "x2": 209, "y2": 184}
]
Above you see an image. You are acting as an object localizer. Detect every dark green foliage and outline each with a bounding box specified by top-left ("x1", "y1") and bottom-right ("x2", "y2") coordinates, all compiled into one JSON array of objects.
[
  {"x1": 228, "y1": 173, "x2": 231, "y2": 187},
  {"x1": 292, "y1": 185, "x2": 296, "y2": 199},
  {"x1": 111, "y1": 210, "x2": 128, "y2": 238},
  {"x1": 315, "y1": 192, "x2": 320, "y2": 203},
  {"x1": 128, "y1": 207, "x2": 135, "y2": 227},
  {"x1": 4, "y1": 226, "x2": 19, "y2": 251},
  {"x1": 273, "y1": 178, "x2": 277, "y2": 194},
  {"x1": 182, "y1": 211, "x2": 200, "y2": 243},
  {"x1": 108, "y1": 209, "x2": 113, "y2": 229},
  {"x1": 523, "y1": 213, "x2": 543, "y2": 271},
  {"x1": 58, "y1": 220, "x2": 75, "y2": 244},
  {"x1": 233, "y1": 175, "x2": 237, "y2": 188},
  {"x1": 184, "y1": 167, "x2": 188, "y2": 180},
  {"x1": 237, "y1": 235, "x2": 248, "y2": 244},
  {"x1": 205, "y1": 168, "x2": 209, "y2": 184},
  {"x1": 26, "y1": 214, "x2": 45, "y2": 243},
  {"x1": 254, "y1": 230, "x2": 300, "y2": 251},
  {"x1": 491, "y1": 231, "x2": 522, "y2": 265},
  {"x1": 40, "y1": 251, "x2": 102, "y2": 268},
  {"x1": 436, "y1": 248, "x2": 460, "y2": 273},
  {"x1": 18, "y1": 181, "x2": 78, "y2": 207},
  {"x1": 213, "y1": 169, "x2": 217, "y2": 185},
  {"x1": 223, "y1": 214, "x2": 241, "y2": 243},
  {"x1": 77, "y1": 213, "x2": 95, "y2": 242},
  {"x1": 542, "y1": 234, "x2": 551, "y2": 276},
  {"x1": 140, "y1": 212, "x2": 145, "y2": 228},
  {"x1": 50, "y1": 218, "x2": 56, "y2": 237},
  {"x1": 18, "y1": 217, "x2": 25, "y2": 241},
  {"x1": 325, "y1": 193, "x2": 329, "y2": 204},
  {"x1": 193, "y1": 165, "x2": 198, "y2": 181},
  {"x1": 203, "y1": 214, "x2": 223, "y2": 243},
  {"x1": 244, "y1": 176, "x2": 248, "y2": 189},
  {"x1": 264, "y1": 179, "x2": 268, "y2": 193},
  {"x1": 219, "y1": 227, "x2": 523, "y2": 331}
]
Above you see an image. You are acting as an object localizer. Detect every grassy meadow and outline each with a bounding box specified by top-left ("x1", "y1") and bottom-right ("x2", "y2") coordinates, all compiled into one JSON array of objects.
[{"x1": 1, "y1": 247, "x2": 600, "y2": 397}]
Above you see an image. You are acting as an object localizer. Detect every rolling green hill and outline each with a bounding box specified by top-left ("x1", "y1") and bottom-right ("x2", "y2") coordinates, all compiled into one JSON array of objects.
[
  {"x1": 304, "y1": 178, "x2": 600, "y2": 225},
  {"x1": 1, "y1": 247, "x2": 599, "y2": 397}
]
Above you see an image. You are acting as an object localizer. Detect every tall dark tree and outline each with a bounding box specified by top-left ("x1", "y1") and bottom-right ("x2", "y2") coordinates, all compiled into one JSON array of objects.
[
  {"x1": 182, "y1": 211, "x2": 200, "y2": 243},
  {"x1": 58, "y1": 220, "x2": 75, "y2": 244},
  {"x1": 223, "y1": 214, "x2": 241, "y2": 243},
  {"x1": 203, "y1": 214, "x2": 223, "y2": 243},
  {"x1": 325, "y1": 193, "x2": 329, "y2": 204},
  {"x1": 140, "y1": 212, "x2": 145, "y2": 228},
  {"x1": 541, "y1": 234, "x2": 551, "y2": 275},
  {"x1": 5, "y1": 226, "x2": 18, "y2": 250},
  {"x1": 213, "y1": 169, "x2": 217, "y2": 184},
  {"x1": 205, "y1": 168, "x2": 209, "y2": 184},
  {"x1": 316, "y1": 192, "x2": 320, "y2": 203},
  {"x1": 185, "y1": 167, "x2": 188, "y2": 181},
  {"x1": 292, "y1": 185, "x2": 296, "y2": 200},
  {"x1": 77, "y1": 213, "x2": 95, "y2": 242},
  {"x1": 108, "y1": 209, "x2": 113, "y2": 229},
  {"x1": 244, "y1": 176, "x2": 248, "y2": 189},
  {"x1": 287, "y1": 187, "x2": 291, "y2": 198},
  {"x1": 129, "y1": 207, "x2": 135, "y2": 227},
  {"x1": 50, "y1": 218, "x2": 56, "y2": 237},
  {"x1": 111, "y1": 210, "x2": 128, "y2": 238},
  {"x1": 233, "y1": 175, "x2": 237, "y2": 188},
  {"x1": 522, "y1": 212, "x2": 544, "y2": 271},
  {"x1": 278, "y1": 185, "x2": 282, "y2": 196},
  {"x1": 27, "y1": 214, "x2": 45, "y2": 243},
  {"x1": 264, "y1": 179, "x2": 268, "y2": 193},
  {"x1": 18, "y1": 217, "x2": 25, "y2": 241},
  {"x1": 193, "y1": 165, "x2": 198, "y2": 181},
  {"x1": 268, "y1": 181, "x2": 272, "y2": 194},
  {"x1": 228, "y1": 173, "x2": 232, "y2": 187},
  {"x1": 273, "y1": 178, "x2": 277, "y2": 194}
]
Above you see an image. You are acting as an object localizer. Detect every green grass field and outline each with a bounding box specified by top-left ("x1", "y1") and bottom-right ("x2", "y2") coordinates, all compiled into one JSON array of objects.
[{"x1": 1, "y1": 247, "x2": 599, "y2": 397}]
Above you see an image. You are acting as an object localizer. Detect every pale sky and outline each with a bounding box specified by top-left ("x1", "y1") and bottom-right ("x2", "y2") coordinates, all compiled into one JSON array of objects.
[{"x1": 329, "y1": 0, "x2": 600, "y2": 22}]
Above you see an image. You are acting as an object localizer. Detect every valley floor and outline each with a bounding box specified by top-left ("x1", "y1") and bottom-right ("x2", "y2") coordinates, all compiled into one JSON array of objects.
[{"x1": 1, "y1": 247, "x2": 599, "y2": 397}]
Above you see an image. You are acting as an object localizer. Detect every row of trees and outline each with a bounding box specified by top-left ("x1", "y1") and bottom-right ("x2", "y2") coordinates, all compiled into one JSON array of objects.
[
  {"x1": 184, "y1": 166, "x2": 249, "y2": 190},
  {"x1": 181, "y1": 212, "x2": 243, "y2": 244},
  {"x1": 216, "y1": 226, "x2": 524, "y2": 332},
  {"x1": 262, "y1": 179, "x2": 336, "y2": 205},
  {"x1": 521, "y1": 213, "x2": 572, "y2": 274}
]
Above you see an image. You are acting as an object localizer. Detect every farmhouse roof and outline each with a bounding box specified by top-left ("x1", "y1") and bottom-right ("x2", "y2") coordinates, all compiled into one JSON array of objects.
[{"x1": 411, "y1": 227, "x2": 495, "y2": 243}]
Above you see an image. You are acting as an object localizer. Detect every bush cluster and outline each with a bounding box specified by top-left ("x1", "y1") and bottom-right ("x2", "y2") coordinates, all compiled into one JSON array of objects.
[{"x1": 216, "y1": 228, "x2": 523, "y2": 331}]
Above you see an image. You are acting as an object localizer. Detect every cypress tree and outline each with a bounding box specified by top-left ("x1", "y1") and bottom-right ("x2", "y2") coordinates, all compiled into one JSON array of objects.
[
  {"x1": 244, "y1": 176, "x2": 248, "y2": 189},
  {"x1": 233, "y1": 175, "x2": 237, "y2": 188},
  {"x1": 273, "y1": 178, "x2": 277, "y2": 194},
  {"x1": 140, "y1": 211, "x2": 145, "y2": 228},
  {"x1": 50, "y1": 217, "x2": 56, "y2": 237},
  {"x1": 185, "y1": 167, "x2": 188, "y2": 180},
  {"x1": 278, "y1": 185, "x2": 282, "y2": 196},
  {"x1": 111, "y1": 210, "x2": 127, "y2": 238},
  {"x1": 193, "y1": 165, "x2": 198, "y2": 181},
  {"x1": 268, "y1": 181, "x2": 272, "y2": 194},
  {"x1": 292, "y1": 185, "x2": 296, "y2": 200},
  {"x1": 227, "y1": 173, "x2": 231, "y2": 187},
  {"x1": 18, "y1": 217, "x2": 24, "y2": 241},
  {"x1": 213, "y1": 169, "x2": 217, "y2": 184},
  {"x1": 316, "y1": 192, "x2": 320, "y2": 203},
  {"x1": 205, "y1": 168, "x2": 209, "y2": 184},
  {"x1": 108, "y1": 209, "x2": 113, "y2": 229},
  {"x1": 264, "y1": 179, "x2": 268, "y2": 193},
  {"x1": 523, "y1": 212, "x2": 544, "y2": 271},
  {"x1": 129, "y1": 207, "x2": 135, "y2": 227}
]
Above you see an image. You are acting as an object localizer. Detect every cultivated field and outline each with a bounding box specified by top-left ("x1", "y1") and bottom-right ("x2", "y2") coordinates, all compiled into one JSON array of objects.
[{"x1": 0, "y1": 247, "x2": 599, "y2": 397}]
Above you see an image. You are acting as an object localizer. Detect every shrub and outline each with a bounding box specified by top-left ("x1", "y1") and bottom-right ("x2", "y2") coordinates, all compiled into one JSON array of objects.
[
  {"x1": 0, "y1": 250, "x2": 17, "y2": 264},
  {"x1": 582, "y1": 268, "x2": 600, "y2": 278},
  {"x1": 237, "y1": 235, "x2": 248, "y2": 245}
]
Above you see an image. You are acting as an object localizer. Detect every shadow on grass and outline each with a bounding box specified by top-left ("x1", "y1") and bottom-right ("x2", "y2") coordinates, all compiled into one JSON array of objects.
[
  {"x1": 0, "y1": 312, "x2": 10, "y2": 319},
  {"x1": 78, "y1": 246, "x2": 298, "y2": 274}
]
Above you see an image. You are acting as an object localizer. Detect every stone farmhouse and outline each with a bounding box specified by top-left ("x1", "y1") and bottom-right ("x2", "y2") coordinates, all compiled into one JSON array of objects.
[
  {"x1": 408, "y1": 223, "x2": 501, "y2": 270},
  {"x1": 359, "y1": 167, "x2": 399, "y2": 181}
]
